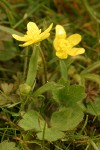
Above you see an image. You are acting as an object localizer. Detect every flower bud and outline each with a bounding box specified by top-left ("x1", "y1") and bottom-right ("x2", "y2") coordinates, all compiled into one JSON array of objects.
[{"x1": 19, "y1": 83, "x2": 31, "y2": 95}]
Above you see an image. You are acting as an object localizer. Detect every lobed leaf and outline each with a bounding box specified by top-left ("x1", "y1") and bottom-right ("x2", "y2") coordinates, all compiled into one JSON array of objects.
[
  {"x1": 18, "y1": 110, "x2": 45, "y2": 131},
  {"x1": 0, "y1": 141, "x2": 19, "y2": 150}
]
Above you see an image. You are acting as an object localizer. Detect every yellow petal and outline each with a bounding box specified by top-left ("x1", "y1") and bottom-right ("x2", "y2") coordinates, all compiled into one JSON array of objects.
[
  {"x1": 19, "y1": 36, "x2": 43, "y2": 47},
  {"x1": 67, "y1": 34, "x2": 82, "y2": 46},
  {"x1": 53, "y1": 39, "x2": 60, "y2": 51},
  {"x1": 27, "y1": 22, "x2": 40, "y2": 34},
  {"x1": 56, "y1": 51, "x2": 68, "y2": 59},
  {"x1": 68, "y1": 47, "x2": 85, "y2": 56},
  {"x1": 39, "y1": 23, "x2": 53, "y2": 40},
  {"x1": 55, "y1": 25, "x2": 66, "y2": 39},
  {"x1": 40, "y1": 33, "x2": 50, "y2": 41},
  {"x1": 12, "y1": 34, "x2": 29, "y2": 41},
  {"x1": 19, "y1": 39, "x2": 37, "y2": 47}
]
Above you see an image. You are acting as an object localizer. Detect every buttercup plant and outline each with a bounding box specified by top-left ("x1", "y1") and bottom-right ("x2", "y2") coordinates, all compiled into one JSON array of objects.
[
  {"x1": 11, "y1": 22, "x2": 87, "y2": 144},
  {"x1": 53, "y1": 25, "x2": 85, "y2": 59}
]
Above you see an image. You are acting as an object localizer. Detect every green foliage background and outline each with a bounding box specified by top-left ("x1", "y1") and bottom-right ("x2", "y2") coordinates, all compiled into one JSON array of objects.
[{"x1": 0, "y1": 0, "x2": 100, "y2": 150}]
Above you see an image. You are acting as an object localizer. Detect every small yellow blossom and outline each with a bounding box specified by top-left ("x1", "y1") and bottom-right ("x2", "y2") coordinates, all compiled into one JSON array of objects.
[
  {"x1": 53, "y1": 25, "x2": 85, "y2": 59},
  {"x1": 12, "y1": 22, "x2": 53, "y2": 47}
]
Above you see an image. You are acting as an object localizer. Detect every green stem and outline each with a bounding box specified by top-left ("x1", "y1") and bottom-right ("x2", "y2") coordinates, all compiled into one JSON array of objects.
[
  {"x1": 39, "y1": 47, "x2": 47, "y2": 83},
  {"x1": 90, "y1": 140, "x2": 99, "y2": 150},
  {"x1": 20, "y1": 95, "x2": 30, "y2": 112},
  {"x1": 26, "y1": 44, "x2": 40, "y2": 87},
  {"x1": 23, "y1": 47, "x2": 29, "y2": 81},
  {"x1": 59, "y1": 60, "x2": 68, "y2": 81},
  {"x1": 59, "y1": 57, "x2": 75, "y2": 81},
  {"x1": 42, "y1": 122, "x2": 46, "y2": 150},
  {"x1": 80, "y1": 115, "x2": 88, "y2": 134}
]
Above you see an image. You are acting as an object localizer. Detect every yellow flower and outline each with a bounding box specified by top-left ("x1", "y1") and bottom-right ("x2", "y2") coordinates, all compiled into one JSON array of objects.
[
  {"x1": 53, "y1": 25, "x2": 85, "y2": 59},
  {"x1": 12, "y1": 22, "x2": 53, "y2": 47}
]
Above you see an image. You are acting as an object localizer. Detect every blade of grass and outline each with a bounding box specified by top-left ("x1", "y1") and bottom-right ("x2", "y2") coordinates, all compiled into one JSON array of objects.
[
  {"x1": 81, "y1": 61, "x2": 100, "y2": 74},
  {"x1": 82, "y1": 0, "x2": 100, "y2": 24},
  {"x1": 0, "y1": 25, "x2": 23, "y2": 36},
  {"x1": 0, "y1": 0, "x2": 16, "y2": 26}
]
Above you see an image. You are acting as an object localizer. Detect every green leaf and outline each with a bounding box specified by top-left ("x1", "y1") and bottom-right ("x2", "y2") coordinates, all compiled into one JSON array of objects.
[
  {"x1": 0, "y1": 42, "x2": 18, "y2": 61},
  {"x1": 18, "y1": 110, "x2": 45, "y2": 131},
  {"x1": 51, "y1": 107, "x2": 84, "y2": 131},
  {"x1": 1, "y1": 83, "x2": 13, "y2": 94},
  {"x1": 53, "y1": 79, "x2": 69, "y2": 104},
  {"x1": 67, "y1": 85, "x2": 86, "y2": 107},
  {"x1": 0, "y1": 141, "x2": 19, "y2": 150},
  {"x1": 53, "y1": 79, "x2": 86, "y2": 107},
  {"x1": 33, "y1": 81, "x2": 63, "y2": 97},
  {"x1": 0, "y1": 95, "x2": 8, "y2": 105},
  {"x1": 78, "y1": 97, "x2": 100, "y2": 116},
  {"x1": 85, "y1": 97, "x2": 100, "y2": 116},
  {"x1": 37, "y1": 128, "x2": 65, "y2": 142},
  {"x1": 96, "y1": 142, "x2": 100, "y2": 149}
]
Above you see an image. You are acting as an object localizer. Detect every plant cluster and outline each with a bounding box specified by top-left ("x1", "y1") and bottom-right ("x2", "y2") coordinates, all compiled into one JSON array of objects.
[{"x1": 0, "y1": 0, "x2": 100, "y2": 150}]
